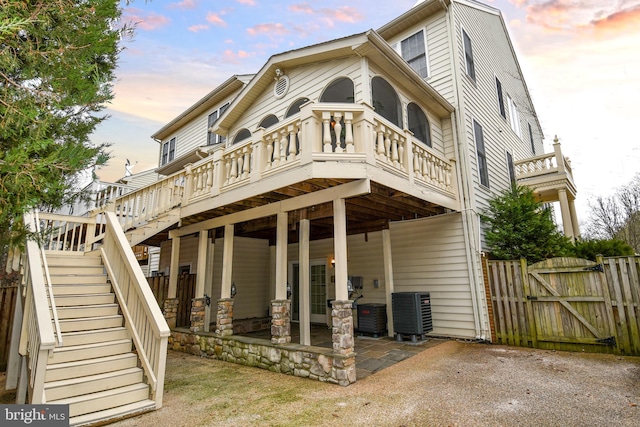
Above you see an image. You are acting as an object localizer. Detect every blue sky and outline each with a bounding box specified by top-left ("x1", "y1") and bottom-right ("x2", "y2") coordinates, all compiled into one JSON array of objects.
[{"x1": 94, "y1": 0, "x2": 640, "y2": 218}]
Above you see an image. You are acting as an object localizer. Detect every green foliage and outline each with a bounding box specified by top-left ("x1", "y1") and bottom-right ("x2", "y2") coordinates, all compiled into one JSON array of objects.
[
  {"x1": 481, "y1": 186, "x2": 573, "y2": 263},
  {"x1": 0, "y1": 1, "x2": 124, "y2": 247},
  {"x1": 569, "y1": 238, "x2": 635, "y2": 261}
]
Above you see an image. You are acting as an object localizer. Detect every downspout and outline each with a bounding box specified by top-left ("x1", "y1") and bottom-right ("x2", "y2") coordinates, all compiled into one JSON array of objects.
[{"x1": 446, "y1": 3, "x2": 490, "y2": 341}]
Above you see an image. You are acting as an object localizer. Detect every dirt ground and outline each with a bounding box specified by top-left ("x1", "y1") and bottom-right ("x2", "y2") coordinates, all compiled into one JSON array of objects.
[{"x1": 3, "y1": 341, "x2": 639, "y2": 426}]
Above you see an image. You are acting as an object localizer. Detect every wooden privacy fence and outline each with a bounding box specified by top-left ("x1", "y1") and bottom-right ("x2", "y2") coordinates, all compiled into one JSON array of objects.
[
  {"x1": 147, "y1": 274, "x2": 196, "y2": 328},
  {"x1": 486, "y1": 256, "x2": 640, "y2": 355},
  {"x1": 0, "y1": 283, "x2": 18, "y2": 371}
]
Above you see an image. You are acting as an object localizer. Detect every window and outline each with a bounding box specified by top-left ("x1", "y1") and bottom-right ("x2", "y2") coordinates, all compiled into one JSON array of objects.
[
  {"x1": 207, "y1": 102, "x2": 229, "y2": 145},
  {"x1": 258, "y1": 114, "x2": 279, "y2": 129},
  {"x1": 528, "y1": 123, "x2": 536, "y2": 155},
  {"x1": 506, "y1": 151, "x2": 515, "y2": 185},
  {"x1": 400, "y1": 30, "x2": 428, "y2": 78},
  {"x1": 495, "y1": 77, "x2": 506, "y2": 118},
  {"x1": 462, "y1": 29, "x2": 475, "y2": 81},
  {"x1": 371, "y1": 76, "x2": 402, "y2": 127},
  {"x1": 507, "y1": 95, "x2": 521, "y2": 136},
  {"x1": 233, "y1": 128, "x2": 251, "y2": 144},
  {"x1": 320, "y1": 77, "x2": 354, "y2": 103},
  {"x1": 161, "y1": 137, "x2": 176, "y2": 166},
  {"x1": 285, "y1": 98, "x2": 310, "y2": 118},
  {"x1": 407, "y1": 102, "x2": 431, "y2": 147},
  {"x1": 473, "y1": 120, "x2": 489, "y2": 187}
]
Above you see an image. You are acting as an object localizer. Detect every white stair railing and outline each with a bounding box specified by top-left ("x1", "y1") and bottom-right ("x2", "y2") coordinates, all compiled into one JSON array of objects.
[
  {"x1": 17, "y1": 211, "x2": 57, "y2": 404},
  {"x1": 100, "y1": 211, "x2": 170, "y2": 408}
]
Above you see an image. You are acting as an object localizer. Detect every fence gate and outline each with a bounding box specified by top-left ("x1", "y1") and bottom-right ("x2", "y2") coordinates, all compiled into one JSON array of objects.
[{"x1": 526, "y1": 258, "x2": 617, "y2": 352}]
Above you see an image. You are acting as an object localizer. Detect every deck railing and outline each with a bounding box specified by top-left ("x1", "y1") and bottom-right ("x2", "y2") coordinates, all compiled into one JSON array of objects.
[
  {"x1": 93, "y1": 102, "x2": 458, "y2": 234},
  {"x1": 514, "y1": 138, "x2": 574, "y2": 184}
]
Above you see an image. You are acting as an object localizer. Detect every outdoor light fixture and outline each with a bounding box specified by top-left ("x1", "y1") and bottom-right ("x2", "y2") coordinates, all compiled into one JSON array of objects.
[
  {"x1": 286, "y1": 282, "x2": 292, "y2": 300},
  {"x1": 231, "y1": 282, "x2": 237, "y2": 298},
  {"x1": 204, "y1": 294, "x2": 211, "y2": 306}
]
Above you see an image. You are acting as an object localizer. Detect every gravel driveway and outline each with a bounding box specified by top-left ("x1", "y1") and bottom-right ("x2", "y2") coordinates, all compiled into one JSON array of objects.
[{"x1": 109, "y1": 340, "x2": 639, "y2": 427}]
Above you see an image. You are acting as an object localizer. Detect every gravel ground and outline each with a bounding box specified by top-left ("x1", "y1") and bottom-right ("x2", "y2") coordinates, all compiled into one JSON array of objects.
[{"x1": 109, "y1": 340, "x2": 640, "y2": 427}]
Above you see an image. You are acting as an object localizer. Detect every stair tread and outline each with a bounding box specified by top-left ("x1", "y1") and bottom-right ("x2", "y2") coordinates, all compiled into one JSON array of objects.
[
  {"x1": 53, "y1": 338, "x2": 131, "y2": 353},
  {"x1": 69, "y1": 399, "x2": 155, "y2": 426},
  {"x1": 48, "y1": 383, "x2": 148, "y2": 405},
  {"x1": 47, "y1": 353, "x2": 137, "y2": 370},
  {"x1": 62, "y1": 326, "x2": 126, "y2": 337},
  {"x1": 45, "y1": 367, "x2": 141, "y2": 389},
  {"x1": 58, "y1": 314, "x2": 122, "y2": 322}
]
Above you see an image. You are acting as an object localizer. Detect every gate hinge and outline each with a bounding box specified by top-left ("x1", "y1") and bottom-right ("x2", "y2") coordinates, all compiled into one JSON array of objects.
[
  {"x1": 583, "y1": 264, "x2": 604, "y2": 273},
  {"x1": 526, "y1": 295, "x2": 538, "y2": 301},
  {"x1": 596, "y1": 336, "x2": 616, "y2": 347}
]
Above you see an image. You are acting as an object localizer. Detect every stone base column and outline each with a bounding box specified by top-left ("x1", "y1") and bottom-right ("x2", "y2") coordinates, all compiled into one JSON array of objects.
[
  {"x1": 216, "y1": 298, "x2": 234, "y2": 336},
  {"x1": 331, "y1": 300, "x2": 354, "y2": 355},
  {"x1": 190, "y1": 298, "x2": 207, "y2": 332},
  {"x1": 163, "y1": 298, "x2": 179, "y2": 329},
  {"x1": 271, "y1": 299, "x2": 291, "y2": 344}
]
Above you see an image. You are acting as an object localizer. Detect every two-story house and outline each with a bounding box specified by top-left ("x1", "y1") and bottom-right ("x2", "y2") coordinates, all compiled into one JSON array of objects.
[{"x1": 10, "y1": 2, "x2": 580, "y2": 420}]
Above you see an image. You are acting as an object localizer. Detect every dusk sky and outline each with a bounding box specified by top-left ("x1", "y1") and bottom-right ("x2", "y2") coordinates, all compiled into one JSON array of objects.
[{"x1": 93, "y1": 0, "x2": 640, "y2": 220}]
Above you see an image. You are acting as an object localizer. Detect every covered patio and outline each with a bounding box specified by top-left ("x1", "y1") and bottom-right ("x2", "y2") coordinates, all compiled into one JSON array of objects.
[{"x1": 168, "y1": 323, "x2": 446, "y2": 381}]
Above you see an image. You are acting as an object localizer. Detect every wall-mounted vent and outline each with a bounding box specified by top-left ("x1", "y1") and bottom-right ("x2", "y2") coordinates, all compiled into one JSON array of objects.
[
  {"x1": 392, "y1": 292, "x2": 433, "y2": 342},
  {"x1": 274, "y1": 75, "x2": 289, "y2": 99}
]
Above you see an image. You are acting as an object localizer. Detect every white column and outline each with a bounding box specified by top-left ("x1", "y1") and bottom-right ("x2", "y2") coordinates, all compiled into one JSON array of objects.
[
  {"x1": 195, "y1": 231, "x2": 209, "y2": 299},
  {"x1": 221, "y1": 224, "x2": 234, "y2": 298},
  {"x1": 299, "y1": 219, "x2": 311, "y2": 346},
  {"x1": 168, "y1": 237, "x2": 181, "y2": 299},
  {"x1": 204, "y1": 237, "x2": 215, "y2": 332},
  {"x1": 557, "y1": 189, "x2": 575, "y2": 241},
  {"x1": 333, "y1": 198, "x2": 349, "y2": 301},
  {"x1": 382, "y1": 229, "x2": 395, "y2": 337},
  {"x1": 569, "y1": 199, "x2": 580, "y2": 238},
  {"x1": 275, "y1": 211, "x2": 288, "y2": 300}
]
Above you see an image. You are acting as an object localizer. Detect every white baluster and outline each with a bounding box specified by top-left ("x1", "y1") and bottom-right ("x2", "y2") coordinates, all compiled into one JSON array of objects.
[
  {"x1": 398, "y1": 139, "x2": 404, "y2": 170},
  {"x1": 266, "y1": 136, "x2": 274, "y2": 169},
  {"x1": 344, "y1": 112, "x2": 354, "y2": 153},
  {"x1": 391, "y1": 134, "x2": 399, "y2": 167},
  {"x1": 333, "y1": 112, "x2": 343, "y2": 153},
  {"x1": 323, "y1": 116, "x2": 332, "y2": 153},
  {"x1": 384, "y1": 133, "x2": 392, "y2": 163},
  {"x1": 288, "y1": 126, "x2": 297, "y2": 160},
  {"x1": 376, "y1": 129, "x2": 386, "y2": 157},
  {"x1": 236, "y1": 153, "x2": 243, "y2": 182},
  {"x1": 243, "y1": 148, "x2": 251, "y2": 178}
]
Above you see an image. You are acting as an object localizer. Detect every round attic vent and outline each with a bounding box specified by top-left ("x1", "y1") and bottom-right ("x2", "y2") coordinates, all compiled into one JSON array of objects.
[{"x1": 274, "y1": 75, "x2": 289, "y2": 99}]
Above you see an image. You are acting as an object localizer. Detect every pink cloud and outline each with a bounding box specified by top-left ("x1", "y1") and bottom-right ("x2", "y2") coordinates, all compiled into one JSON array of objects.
[
  {"x1": 246, "y1": 23, "x2": 289, "y2": 36},
  {"x1": 589, "y1": 4, "x2": 640, "y2": 33},
  {"x1": 123, "y1": 8, "x2": 170, "y2": 31},
  {"x1": 236, "y1": 0, "x2": 256, "y2": 5},
  {"x1": 206, "y1": 11, "x2": 227, "y2": 27},
  {"x1": 188, "y1": 24, "x2": 209, "y2": 33},
  {"x1": 221, "y1": 49, "x2": 253, "y2": 64},
  {"x1": 169, "y1": 0, "x2": 198, "y2": 10},
  {"x1": 289, "y1": 3, "x2": 364, "y2": 24}
]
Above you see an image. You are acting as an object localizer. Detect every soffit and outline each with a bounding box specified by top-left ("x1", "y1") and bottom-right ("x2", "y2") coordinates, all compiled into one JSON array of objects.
[{"x1": 377, "y1": 0, "x2": 450, "y2": 41}]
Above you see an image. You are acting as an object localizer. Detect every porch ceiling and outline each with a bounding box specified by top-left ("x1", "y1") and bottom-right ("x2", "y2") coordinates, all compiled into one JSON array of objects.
[{"x1": 139, "y1": 179, "x2": 446, "y2": 246}]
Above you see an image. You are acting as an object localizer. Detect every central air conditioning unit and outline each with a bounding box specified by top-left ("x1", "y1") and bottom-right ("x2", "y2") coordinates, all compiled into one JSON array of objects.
[
  {"x1": 392, "y1": 292, "x2": 433, "y2": 342},
  {"x1": 356, "y1": 303, "x2": 387, "y2": 337}
]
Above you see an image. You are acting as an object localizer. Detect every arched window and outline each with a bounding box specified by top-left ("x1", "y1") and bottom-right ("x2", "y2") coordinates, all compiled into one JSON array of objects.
[
  {"x1": 258, "y1": 114, "x2": 279, "y2": 129},
  {"x1": 285, "y1": 97, "x2": 310, "y2": 118},
  {"x1": 320, "y1": 77, "x2": 354, "y2": 103},
  {"x1": 371, "y1": 77, "x2": 401, "y2": 127},
  {"x1": 407, "y1": 102, "x2": 431, "y2": 147},
  {"x1": 233, "y1": 128, "x2": 251, "y2": 144}
]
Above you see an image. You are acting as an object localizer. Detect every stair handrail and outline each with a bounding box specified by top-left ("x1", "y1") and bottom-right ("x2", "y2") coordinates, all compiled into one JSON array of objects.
[
  {"x1": 100, "y1": 247, "x2": 158, "y2": 388},
  {"x1": 33, "y1": 211, "x2": 63, "y2": 346},
  {"x1": 18, "y1": 211, "x2": 57, "y2": 404},
  {"x1": 100, "y1": 211, "x2": 170, "y2": 408}
]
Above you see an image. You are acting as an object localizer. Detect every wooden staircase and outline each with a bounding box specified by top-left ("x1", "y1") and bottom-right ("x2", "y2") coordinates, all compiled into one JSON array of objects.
[
  {"x1": 44, "y1": 252, "x2": 155, "y2": 426},
  {"x1": 125, "y1": 209, "x2": 180, "y2": 246}
]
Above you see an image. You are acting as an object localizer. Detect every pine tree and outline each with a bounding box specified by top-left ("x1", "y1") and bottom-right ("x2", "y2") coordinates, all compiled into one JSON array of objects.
[
  {"x1": 481, "y1": 186, "x2": 572, "y2": 263},
  {"x1": 0, "y1": 0, "x2": 124, "y2": 247}
]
